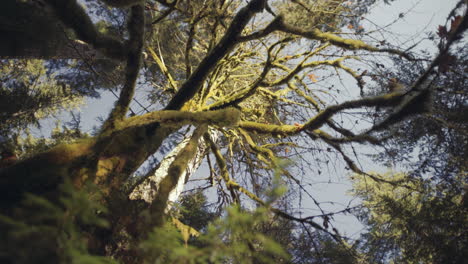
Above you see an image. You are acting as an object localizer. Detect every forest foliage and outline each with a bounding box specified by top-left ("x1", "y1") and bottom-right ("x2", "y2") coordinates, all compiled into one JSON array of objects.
[{"x1": 0, "y1": 0, "x2": 467, "y2": 263}]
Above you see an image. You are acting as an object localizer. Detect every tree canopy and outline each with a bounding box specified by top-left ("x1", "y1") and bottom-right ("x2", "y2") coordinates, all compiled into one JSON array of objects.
[{"x1": 1, "y1": 0, "x2": 467, "y2": 263}]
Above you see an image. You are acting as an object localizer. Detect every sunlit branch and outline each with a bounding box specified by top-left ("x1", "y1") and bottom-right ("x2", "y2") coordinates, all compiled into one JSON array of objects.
[
  {"x1": 116, "y1": 108, "x2": 241, "y2": 131},
  {"x1": 238, "y1": 15, "x2": 412, "y2": 60},
  {"x1": 287, "y1": 81, "x2": 321, "y2": 110},
  {"x1": 203, "y1": 59, "x2": 272, "y2": 111},
  {"x1": 150, "y1": 124, "x2": 208, "y2": 224},
  {"x1": 203, "y1": 38, "x2": 296, "y2": 111},
  {"x1": 147, "y1": 46, "x2": 178, "y2": 92},
  {"x1": 164, "y1": 0, "x2": 267, "y2": 110},
  {"x1": 264, "y1": 56, "x2": 355, "y2": 87},
  {"x1": 258, "y1": 88, "x2": 309, "y2": 108},
  {"x1": 238, "y1": 128, "x2": 276, "y2": 167},
  {"x1": 204, "y1": 134, "x2": 240, "y2": 203}
]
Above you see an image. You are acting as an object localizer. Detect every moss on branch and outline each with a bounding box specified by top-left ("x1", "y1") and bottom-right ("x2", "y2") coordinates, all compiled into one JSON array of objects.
[
  {"x1": 102, "y1": 4, "x2": 145, "y2": 131},
  {"x1": 0, "y1": 139, "x2": 96, "y2": 207},
  {"x1": 164, "y1": 0, "x2": 267, "y2": 110},
  {"x1": 204, "y1": 134, "x2": 240, "y2": 203},
  {"x1": 99, "y1": 0, "x2": 144, "y2": 7},
  {"x1": 239, "y1": 121, "x2": 299, "y2": 135},
  {"x1": 150, "y1": 125, "x2": 208, "y2": 225},
  {"x1": 0, "y1": 107, "x2": 239, "y2": 206},
  {"x1": 46, "y1": 0, "x2": 127, "y2": 60},
  {"x1": 117, "y1": 108, "x2": 241, "y2": 130},
  {"x1": 238, "y1": 91, "x2": 407, "y2": 136},
  {"x1": 239, "y1": 15, "x2": 412, "y2": 60}
]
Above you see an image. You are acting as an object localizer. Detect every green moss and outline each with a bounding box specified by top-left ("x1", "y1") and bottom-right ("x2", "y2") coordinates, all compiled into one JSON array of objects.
[
  {"x1": 117, "y1": 108, "x2": 241, "y2": 130},
  {"x1": 46, "y1": 138, "x2": 96, "y2": 164},
  {"x1": 0, "y1": 137, "x2": 98, "y2": 209},
  {"x1": 149, "y1": 125, "x2": 207, "y2": 226},
  {"x1": 100, "y1": 0, "x2": 144, "y2": 8},
  {"x1": 45, "y1": 0, "x2": 126, "y2": 60},
  {"x1": 239, "y1": 121, "x2": 298, "y2": 135}
]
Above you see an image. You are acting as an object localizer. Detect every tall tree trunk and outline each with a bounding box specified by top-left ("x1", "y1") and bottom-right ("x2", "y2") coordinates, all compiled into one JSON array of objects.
[{"x1": 129, "y1": 129, "x2": 218, "y2": 209}]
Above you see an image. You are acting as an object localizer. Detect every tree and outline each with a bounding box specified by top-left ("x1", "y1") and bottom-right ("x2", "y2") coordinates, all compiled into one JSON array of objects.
[
  {"x1": 350, "y1": 21, "x2": 468, "y2": 264},
  {"x1": 171, "y1": 190, "x2": 359, "y2": 264},
  {"x1": 369, "y1": 44, "x2": 467, "y2": 182},
  {"x1": 1, "y1": 0, "x2": 467, "y2": 263},
  {"x1": 351, "y1": 172, "x2": 467, "y2": 264}
]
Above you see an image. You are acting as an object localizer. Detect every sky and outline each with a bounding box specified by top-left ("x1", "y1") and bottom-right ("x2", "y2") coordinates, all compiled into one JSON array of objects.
[{"x1": 34, "y1": 0, "x2": 461, "y2": 239}]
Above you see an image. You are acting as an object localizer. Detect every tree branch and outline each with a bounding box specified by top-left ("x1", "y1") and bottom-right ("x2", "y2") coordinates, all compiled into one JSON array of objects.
[
  {"x1": 102, "y1": 5, "x2": 145, "y2": 131},
  {"x1": 46, "y1": 0, "x2": 127, "y2": 60},
  {"x1": 164, "y1": 0, "x2": 267, "y2": 110},
  {"x1": 116, "y1": 108, "x2": 241, "y2": 131},
  {"x1": 239, "y1": 15, "x2": 413, "y2": 60},
  {"x1": 238, "y1": 91, "x2": 407, "y2": 135},
  {"x1": 204, "y1": 134, "x2": 240, "y2": 203}
]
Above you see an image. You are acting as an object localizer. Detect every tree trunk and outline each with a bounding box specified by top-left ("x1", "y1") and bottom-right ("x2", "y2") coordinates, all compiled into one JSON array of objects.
[{"x1": 129, "y1": 129, "x2": 219, "y2": 209}]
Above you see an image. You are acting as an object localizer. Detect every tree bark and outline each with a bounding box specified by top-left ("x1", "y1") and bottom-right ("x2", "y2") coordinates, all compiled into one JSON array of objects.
[{"x1": 129, "y1": 129, "x2": 219, "y2": 209}]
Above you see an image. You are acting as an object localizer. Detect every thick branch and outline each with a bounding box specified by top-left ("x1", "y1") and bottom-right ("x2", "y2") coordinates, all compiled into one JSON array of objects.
[
  {"x1": 129, "y1": 129, "x2": 215, "y2": 205},
  {"x1": 116, "y1": 108, "x2": 241, "y2": 131},
  {"x1": 238, "y1": 92, "x2": 407, "y2": 135},
  {"x1": 102, "y1": 5, "x2": 145, "y2": 130},
  {"x1": 46, "y1": 0, "x2": 127, "y2": 60},
  {"x1": 164, "y1": 0, "x2": 267, "y2": 110},
  {"x1": 300, "y1": 92, "x2": 406, "y2": 131}
]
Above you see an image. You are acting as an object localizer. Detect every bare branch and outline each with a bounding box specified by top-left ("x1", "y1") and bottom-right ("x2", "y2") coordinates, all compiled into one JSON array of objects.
[{"x1": 239, "y1": 15, "x2": 413, "y2": 60}]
